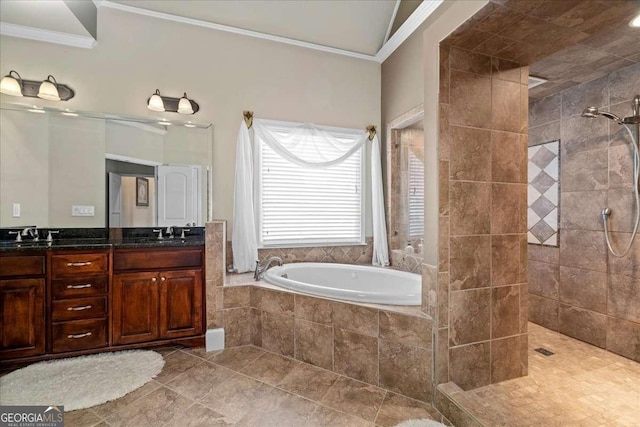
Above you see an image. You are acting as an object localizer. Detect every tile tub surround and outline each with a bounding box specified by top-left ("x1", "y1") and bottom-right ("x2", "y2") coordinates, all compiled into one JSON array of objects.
[
  {"x1": 437, "y1": 43, "x2": 529, "y2": 391},
  {"x1": 527, "y1": 62, "x2": 640, "y2": 362},
  {"x1": 224, "y1": 238, "x2": 374, "y2": 270},
  {"x1": 62, "y1": 345, "x2": 447, "y2": 427},
  {"x1": 216, "y1": 277, "x2": 434, "y2": 404},
  {"x1": 437, "y1": 323, "x2": 640, "y2": 427},
  {"x1": 390, "y1": 249, "x2": 424, "y2": 274}
]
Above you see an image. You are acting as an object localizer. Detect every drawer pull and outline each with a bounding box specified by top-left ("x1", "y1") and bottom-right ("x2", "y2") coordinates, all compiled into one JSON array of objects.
[
  {"x1": 67, "y1": 305, "x2": 92, "y2": 311},
  {"x1": 66, "y1": 283, "x2": 92, "y2": 289},
  {"x1": 67, "y1": 262, "x2": 93, "y2": 267},
  {"x1": 67, "y1": 332, "x2": 92, "y2": 339}
]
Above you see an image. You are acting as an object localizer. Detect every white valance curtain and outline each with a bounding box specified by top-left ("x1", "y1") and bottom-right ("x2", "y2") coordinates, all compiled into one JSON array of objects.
[{"x1": 232, "y1": 118, "x2": 389, "y2": 272}]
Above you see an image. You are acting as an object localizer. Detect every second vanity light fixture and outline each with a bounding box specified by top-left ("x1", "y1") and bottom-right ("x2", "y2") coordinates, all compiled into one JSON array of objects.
[
  {"x1": 0, "y1": 70, "x2": 75, "y2": 101},
  {"x1": 147, "y1": 89, "x2": 199, "y2": 115}
]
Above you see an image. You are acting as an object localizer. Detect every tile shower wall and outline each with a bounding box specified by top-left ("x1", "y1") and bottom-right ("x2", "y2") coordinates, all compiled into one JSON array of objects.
[
  {"x1": 437, "y1": 45, "x2": 529, "y2": 391},
  {"x1": 528, "y1": 62, "x2": 640, "y2": 362}
]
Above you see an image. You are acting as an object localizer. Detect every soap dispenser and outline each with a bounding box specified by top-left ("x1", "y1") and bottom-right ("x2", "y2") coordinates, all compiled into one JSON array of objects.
[{"x1": 405, "y1": 241, "x2": 415, "y2": 254}]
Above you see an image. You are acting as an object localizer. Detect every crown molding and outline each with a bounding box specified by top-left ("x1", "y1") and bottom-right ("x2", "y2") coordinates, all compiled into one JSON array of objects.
[
  {"x1": 98, "y1": 1, "x2": 379, "y2": 62},
  {"x1": 375, "y1": 0, "x2": 444, "y2": 63},
  {"x1": 0, "y1": 21, "x2": 97, "y2": 49},
  {"x1": 384, "y1": 0, "x2": 402, "y2": 45}
]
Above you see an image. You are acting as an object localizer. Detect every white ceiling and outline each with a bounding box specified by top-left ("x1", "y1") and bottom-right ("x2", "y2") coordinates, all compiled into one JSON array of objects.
[
  {"x1": 111, "y1": 0, "x2": 398, "y2": 56},
  {"x1": 0, "y1": 0, "x2": 90, "y2": 37}
]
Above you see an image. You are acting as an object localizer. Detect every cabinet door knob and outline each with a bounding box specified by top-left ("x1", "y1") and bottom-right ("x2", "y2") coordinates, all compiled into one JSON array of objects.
[
  {"x1": 151, "y1": 277, "x2": 157, "y2": 282},
  {"x1": 160, "y1": 277, "x2": 166, "y2": 282}
]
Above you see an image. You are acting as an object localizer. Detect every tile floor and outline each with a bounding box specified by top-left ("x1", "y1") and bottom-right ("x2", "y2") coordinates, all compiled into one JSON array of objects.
[
  {"x1": 441, "y1": 323, "x2": 640, "y2": 427},
  {"x1": 65, "y1": 345, "x2": 444, "y2": 427}
]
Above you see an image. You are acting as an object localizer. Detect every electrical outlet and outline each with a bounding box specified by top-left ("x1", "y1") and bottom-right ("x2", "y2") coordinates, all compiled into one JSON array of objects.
[
  {"x1": 12, "y1": 203, "x2": 20, "y2": 218},
  {"x1": 72, "y1": 205, "x2": 95, "y2": 217}
]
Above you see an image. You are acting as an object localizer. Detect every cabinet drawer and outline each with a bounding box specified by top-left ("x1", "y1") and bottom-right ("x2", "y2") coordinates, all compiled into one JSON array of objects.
[
  {"x1": 52, "y1": 276, "x2": 108, "y2": 300},
  {"x1": 114, "y1": 249, "x2": 202, "y2": 271},
  {"x1": 52, "y1": 319, "x2": 107, "y2": 353},
  {"x1": 52, "y1": 297, "x2": 107, "y2": 321},
  {"x1": 51, "y1": 253, "x2": 108, "y2": 277},
  {"x1": 0, "y1": 256, "x2": 45, "y2": 277}
]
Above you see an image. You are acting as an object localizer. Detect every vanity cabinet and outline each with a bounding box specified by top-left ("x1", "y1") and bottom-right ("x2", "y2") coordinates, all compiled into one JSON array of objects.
[
  {"x1": 49, "y1": 250, "x2": 110, "y2": 353},
  {"x1": 0, "y1": 244, "x2": 205, "y2": 366},
  {"x1": 0, "y1": 254, "x2": 46, "y2": 359},
  {"x1": 112, "y1": 248, "x2": 203, "y2": 346}
]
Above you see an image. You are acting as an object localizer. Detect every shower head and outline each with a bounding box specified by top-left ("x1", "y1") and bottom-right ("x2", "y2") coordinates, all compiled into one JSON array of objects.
[
  {"x1": 581, "y1": 107, "x2": 623, "y2": 124},
  {"x1": 581, "y1": 106, "x2": 600, "y2": 118}
]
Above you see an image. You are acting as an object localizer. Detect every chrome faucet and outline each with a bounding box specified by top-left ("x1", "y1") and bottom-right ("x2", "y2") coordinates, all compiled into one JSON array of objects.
[
  {"x1": 165, "y1": 226, "x2": 175, "y2": 239},
  {"x1": 254, "y1": 256, "x2": 283, "y2": 281},
  {"x1": 22, "y1": 227, "x2": 39, "y2": 241}
]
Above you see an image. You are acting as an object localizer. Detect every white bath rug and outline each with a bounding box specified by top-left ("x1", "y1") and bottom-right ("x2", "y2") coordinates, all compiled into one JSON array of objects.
[
  {"x1": 395, "y1": 419, "x2": 447, "y2": 427},
  {"x1": 0, "y1": 350, "x2": 164, "y2": 411}
]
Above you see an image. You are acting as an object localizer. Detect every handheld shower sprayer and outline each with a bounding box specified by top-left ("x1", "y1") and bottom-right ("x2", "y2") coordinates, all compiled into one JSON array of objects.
[{"x1": 581, "y1": 95, "x2": 640, "y2": 257}]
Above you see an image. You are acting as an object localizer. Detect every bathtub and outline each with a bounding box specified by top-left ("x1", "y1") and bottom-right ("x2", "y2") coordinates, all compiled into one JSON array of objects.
[{"x1": 262, "y1": 262, "x2": 421, "y2": 305}]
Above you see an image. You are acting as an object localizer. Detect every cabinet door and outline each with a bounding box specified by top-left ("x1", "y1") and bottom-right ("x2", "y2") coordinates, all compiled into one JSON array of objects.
[
  {"x1": 159, "y1": 269, "x2": 203, "y2": 339},
  {"x1": 112, "y1": 272, "x2": 160, "y2": 345},
  {"x1": 0, "y1": 279, "x2": 45, "y2": 359}
]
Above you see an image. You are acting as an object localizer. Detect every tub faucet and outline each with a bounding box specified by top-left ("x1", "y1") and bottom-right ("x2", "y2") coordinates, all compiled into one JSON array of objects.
[{"x1": 254, "y1": 256, "x2": 283, "y2": 281}]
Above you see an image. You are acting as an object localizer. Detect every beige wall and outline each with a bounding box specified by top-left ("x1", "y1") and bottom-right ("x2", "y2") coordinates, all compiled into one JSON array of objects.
[
  {"x1": 48, "y1": 115, "x2": 106, "y2": 227},
  {"x1": 0, "y1": 6, "x2": 380, "y2": 233},
  {"x1": 0, "y1": 110, "x2": 49, "y2": 227}
]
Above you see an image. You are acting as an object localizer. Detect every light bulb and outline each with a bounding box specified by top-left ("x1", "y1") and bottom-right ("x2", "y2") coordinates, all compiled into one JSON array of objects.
[
  {"x1": 38, "y1": 75, "x2": 60, "y2": 101},
  {"x1": 177, "y1": 93, "x2": 193, "y2": 115},
  {"x1": 147, "y1": 89, "x2": 165, "y2": 112},
  {"x1": 0, "y1": 70, "x2": 23, "y2": 97}
]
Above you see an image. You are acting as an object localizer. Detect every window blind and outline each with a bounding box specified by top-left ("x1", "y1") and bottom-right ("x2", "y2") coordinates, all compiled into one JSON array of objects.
[
  {"x1": 255, "y1": 128, "x2": 365, "y2": 247},
  {"x1": 408, "y1": 150, "x2": 424, "y2": 237}
]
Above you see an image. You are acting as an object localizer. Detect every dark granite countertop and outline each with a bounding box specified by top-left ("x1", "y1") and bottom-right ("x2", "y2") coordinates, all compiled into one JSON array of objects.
[{"x1": 0, "y1": 237, "x2": 204, "y2": 252}]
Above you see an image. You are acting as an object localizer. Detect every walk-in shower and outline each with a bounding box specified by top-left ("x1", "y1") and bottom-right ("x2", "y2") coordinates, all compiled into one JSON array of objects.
[{"x1": 582, "y1": 95, "x2": 640, "y2": 257}]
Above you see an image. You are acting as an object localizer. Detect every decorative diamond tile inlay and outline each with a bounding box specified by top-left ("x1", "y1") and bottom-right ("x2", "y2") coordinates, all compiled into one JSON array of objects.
[
  {"x1": 530, "y1": 196, "x2": 555, "y2": 220},
  {"x1": 528, "y1": 140, "x2": 559, "y2": 247},
  {"x1": 530, "y1": 145, "x2": 556, "y2": 169},
  {"x1": 530, "y1": 170, "x2": 556, "y2": 194}
]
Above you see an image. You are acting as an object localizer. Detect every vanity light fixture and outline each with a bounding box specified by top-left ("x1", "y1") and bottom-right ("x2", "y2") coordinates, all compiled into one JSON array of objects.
[
  {"x1": 631, "y1": 13, "x2": 640, "y2": 27},
  {"x1": 0, "y1": 70, "x2": 74, "y2": 100},
  {"x1": 146, "y1": 89, "x2": 199, "y2": 115}
]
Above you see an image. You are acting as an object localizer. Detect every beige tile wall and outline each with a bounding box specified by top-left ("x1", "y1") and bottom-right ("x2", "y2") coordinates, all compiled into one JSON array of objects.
[
  {"x1": 225, "y1": 239, "x2": 374, "y2": 270},
  {"x1": 217, "y1": 282, "x2": 434, "y2": 404},
  {"x1": 437, "y1": 45, "x2": 530, "y2": 391},
  {"x1": 390, "y1": 249, "x2": 424, "y2": 274},
  {"x1": 205, "y1": 221, "x2": 226, "y2": 330},
  {"x1": 528, "y1": 62, "x2": 640, "y2": 363}
]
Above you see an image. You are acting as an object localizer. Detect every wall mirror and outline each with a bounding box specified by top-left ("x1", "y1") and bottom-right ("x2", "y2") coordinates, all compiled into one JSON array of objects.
[
  {"x1": 0, "y1": 103, "x2": 213, "y2": 229},
  {"x1": 386, "y1": 109, "x2": 424, "y2": 257}
]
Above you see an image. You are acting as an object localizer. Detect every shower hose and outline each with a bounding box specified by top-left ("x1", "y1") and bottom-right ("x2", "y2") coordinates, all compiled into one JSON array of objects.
[{"x1": 604, "y1": 124, "x2": 640, "y2": 257}]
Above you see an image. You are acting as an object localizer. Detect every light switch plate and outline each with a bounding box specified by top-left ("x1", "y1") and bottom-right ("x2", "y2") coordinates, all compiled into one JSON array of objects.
[
  {"x1": 12, "y1": 203, "x2": 20, "y2": 217},
  {"x1": 72, "y1": 205, "x2": 95, "y2": 216}
]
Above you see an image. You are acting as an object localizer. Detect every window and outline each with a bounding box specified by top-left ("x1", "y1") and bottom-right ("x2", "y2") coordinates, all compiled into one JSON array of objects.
[
  {"x1": 408, "y1": 150, "x2": 424, "y2": 237},
  {"x1": 255, "y1": 122, "x2": 365, "y2": 247}
]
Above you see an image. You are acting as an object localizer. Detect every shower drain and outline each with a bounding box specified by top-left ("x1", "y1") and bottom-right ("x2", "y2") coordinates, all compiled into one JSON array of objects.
[{"x1": 534, "y1": 347, "x2": 554, "y2": 356}]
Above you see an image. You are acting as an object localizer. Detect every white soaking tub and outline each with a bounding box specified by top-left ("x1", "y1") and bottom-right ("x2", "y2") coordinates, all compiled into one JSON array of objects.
[{"x1": 262, "y1": 262, "x2": 421, "y2": 306}]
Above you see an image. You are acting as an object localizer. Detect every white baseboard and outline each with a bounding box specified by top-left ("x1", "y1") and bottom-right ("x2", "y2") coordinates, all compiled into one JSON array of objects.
[{"x1": 205, "y1": 328, "x2": 225, "y2": 352}]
